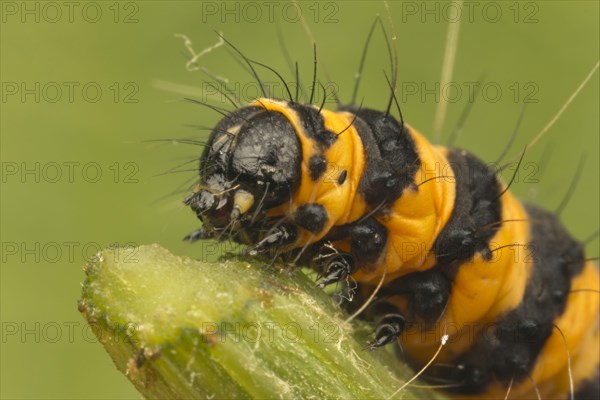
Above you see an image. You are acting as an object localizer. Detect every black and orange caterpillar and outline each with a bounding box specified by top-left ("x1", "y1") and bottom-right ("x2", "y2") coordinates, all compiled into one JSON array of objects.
[{"x1": 182, "y1": 37, "x2": 599, "y2": 400}]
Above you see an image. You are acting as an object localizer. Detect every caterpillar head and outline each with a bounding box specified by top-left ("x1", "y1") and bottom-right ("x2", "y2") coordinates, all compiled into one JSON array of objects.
[{"x1": 185, "y1": 106, "x2": 302, "y2": 235}]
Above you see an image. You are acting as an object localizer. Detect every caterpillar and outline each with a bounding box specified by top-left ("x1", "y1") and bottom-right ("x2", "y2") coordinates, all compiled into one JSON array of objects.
[{"x1": 180, "y1": 19, "x2": 599, "y2": 400}]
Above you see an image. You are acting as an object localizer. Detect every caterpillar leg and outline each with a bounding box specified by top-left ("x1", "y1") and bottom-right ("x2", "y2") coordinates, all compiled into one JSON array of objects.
[
  {"x1": 384, "y1": 268, "x2": 451, "y2": 325},
  {"x1": 366, "y1": 313, "x2": 406, "y2": 350},
  {"x1": 310, "y1": 241, "x2": 409, "y2": 351},
  {"x1": 313, "y1": 250, "x2": 355, "y2": 288},
  {"x1": 246, "y1": 223, "x2": 297, "y2": 255},
  {"x1": 311, "y1": 216, "x2": 388, "y2": 287},
  {"x1": 183, "y1": 227, "x2": 213, "y2": 242},
  {"x1": 364, "y1": 269, "x2": 451, "y2": 350}
]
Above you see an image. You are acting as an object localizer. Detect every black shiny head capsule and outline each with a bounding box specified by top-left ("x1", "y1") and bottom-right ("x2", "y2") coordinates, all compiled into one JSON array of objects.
[
  {"x1": 228, "y1": 110, "x2": 303, "y2": 206},
  {"x1": 188, "y1": 106, "x2": 302, "y2": 233}
]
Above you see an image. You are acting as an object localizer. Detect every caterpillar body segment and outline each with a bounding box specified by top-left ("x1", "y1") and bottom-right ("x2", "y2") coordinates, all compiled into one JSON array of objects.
[{"x1": 185, "y1": 97, "x2": 599, "y2": 399}]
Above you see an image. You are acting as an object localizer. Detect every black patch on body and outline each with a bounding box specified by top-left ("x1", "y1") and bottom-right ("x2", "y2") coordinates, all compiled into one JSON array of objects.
[
  {"x1": 337, "y1": 170, "x2": 347, "y2": 185},
  {"x1": 381, "y1": 268, "x2": 451, "y2": 326},
  {"x1": 349, "y1": 108, "x2": 420, "y2": 177},
  {"x1": 346, "y1": 217, "x2": 388, "y2": 265},
  {"x1": 308, "y1": 155, "x2": 327, "y2": 181},
  {"x1": 344, "y1": 107, "x2": 420, "y2": 207},
  {"x1": 288, "y1": 103, "x2": 337, "y2": 148},
  {"x1": 431, "y1": 148, "x2": 503, "y2": 268},
  {"x1": 349, "y1": 116, "x2": 390, "y2": 206},
  {"x1": 349, "y1": 109, "x2": 421, "y2": 207},
  {"x1": 295, "y1": 203, "x2": 328, "y2": 233},
  {"x1": 573, "y1": 368, "x2": 600, "y2": 400}
]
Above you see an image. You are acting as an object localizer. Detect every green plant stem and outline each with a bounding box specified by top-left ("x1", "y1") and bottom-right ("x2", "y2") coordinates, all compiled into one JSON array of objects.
[{"x1": 78, "y1": 244, "x2": 444, "y2": 399}]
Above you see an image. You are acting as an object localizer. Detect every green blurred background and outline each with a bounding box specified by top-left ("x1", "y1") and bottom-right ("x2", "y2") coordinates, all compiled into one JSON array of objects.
[{"x1": 1, "y1": 1, "x2": 598, "y2": 398}]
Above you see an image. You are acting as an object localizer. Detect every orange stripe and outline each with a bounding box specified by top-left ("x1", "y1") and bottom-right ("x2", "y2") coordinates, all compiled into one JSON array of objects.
[
  {"x1": 251, "y1": 99, "x2": 368, "y2": 245},
  {"x1": 352, "y1": 125, "x2": 457, "y2": 283}
]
